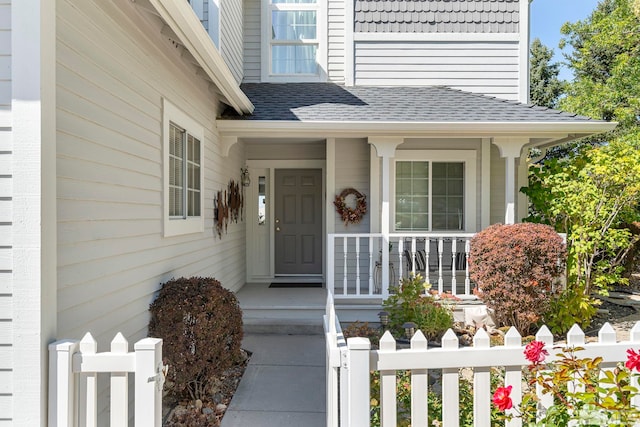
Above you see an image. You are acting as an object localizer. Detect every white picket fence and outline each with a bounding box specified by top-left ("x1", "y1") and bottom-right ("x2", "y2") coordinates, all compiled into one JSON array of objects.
[
  {"x1": 49, "y1": 332, "x2": 164, "y2": 427},
  {"x1": 324, "y1": 292, "x2": 640, "y2": 427}
]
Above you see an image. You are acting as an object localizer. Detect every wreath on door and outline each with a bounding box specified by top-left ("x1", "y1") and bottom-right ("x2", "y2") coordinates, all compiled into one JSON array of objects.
[{"x1": 334, "y1": 188, "x2": 367, "y2": 226}]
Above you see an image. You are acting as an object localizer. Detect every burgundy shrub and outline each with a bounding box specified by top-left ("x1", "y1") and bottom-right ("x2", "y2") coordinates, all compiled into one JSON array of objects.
[
  {"x1": 149, "y1": 277, "x2": 243, "y2": 400},
  {"x1": 469, "y1": 223, "x2": 566, "y2": 334}
]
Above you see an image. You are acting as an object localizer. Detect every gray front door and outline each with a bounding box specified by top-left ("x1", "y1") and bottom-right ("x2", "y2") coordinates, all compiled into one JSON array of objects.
[{"x1": 274, "y1": 169, "x2": 323, "y2": 275}]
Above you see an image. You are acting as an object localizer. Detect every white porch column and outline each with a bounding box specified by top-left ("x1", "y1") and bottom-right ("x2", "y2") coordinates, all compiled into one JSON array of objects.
[
  {"x1": 368, "y1": 137, "x2": 402, "y2": 296},
  {"x1": 492, "y1": 138, "x2": 528, "y2": 225}
]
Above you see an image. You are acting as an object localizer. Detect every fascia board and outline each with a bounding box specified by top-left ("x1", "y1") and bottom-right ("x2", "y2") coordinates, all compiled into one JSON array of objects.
[
  {"x1": 148, "y1": 0, "x2": 254, "y2": 114},
  {"x1": 216, "y1": 120, "x2": 618, "y2": 139}
]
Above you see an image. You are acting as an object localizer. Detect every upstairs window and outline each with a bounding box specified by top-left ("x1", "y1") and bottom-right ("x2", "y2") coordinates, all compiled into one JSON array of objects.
[
  {"x1": 163, "y1": 99, "x2": 204, "y2": 237},
  {"x1": 262, "y1": 0, "x2": 326, "y2": 81}
]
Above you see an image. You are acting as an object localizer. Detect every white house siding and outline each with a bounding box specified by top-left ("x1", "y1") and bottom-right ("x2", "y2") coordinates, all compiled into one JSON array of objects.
[
  {"x1": 327, "y1": 0, "x2": 345, "y2": 83},
  {"x1": 246, "y1": 141, "x2": 326, "y2": 160},
  {"x1": 0, "y1": 0, "x2": 10, "y2": 423},
  {"x1": 221, "y1": 0, "x2": 244, "y2": 83},
  {"x1": 242, "y1": 0, "x2": 260, "y2": 82},
  {"x1": 490, "y1": 144, "x2": 506, "y2": 224},
  {"x1": 354, "y1": 41, "x2": 520, "y2": 100},
  {"x1": 332, "y1": 139, "x2": 370, "y2": 291},
  {"x1": 57, "y1": 0, "x2": 246, "y2": 420}
]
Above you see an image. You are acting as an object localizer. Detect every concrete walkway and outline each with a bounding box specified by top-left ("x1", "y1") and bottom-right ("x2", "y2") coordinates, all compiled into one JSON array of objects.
[{"x1": 221, "y1": 334, "x2": 326, "y2": 427}]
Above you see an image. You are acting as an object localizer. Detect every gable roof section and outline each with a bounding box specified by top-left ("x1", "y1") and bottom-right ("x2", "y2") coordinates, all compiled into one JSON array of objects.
[
  {"x1": 217, "y1": 83, "x2": 616, "y2": 145},
  {"x1": 354, "y1": 0, "x2": 520, "y2": 33},
  {"x1": 222, "y1": 83, "x2": 599, "y2": 123}
]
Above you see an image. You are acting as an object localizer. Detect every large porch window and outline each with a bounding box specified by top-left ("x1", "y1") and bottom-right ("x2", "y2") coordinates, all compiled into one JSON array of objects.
[{"x1": 392, "y1": 151, "x2": 477, "y2": 232}]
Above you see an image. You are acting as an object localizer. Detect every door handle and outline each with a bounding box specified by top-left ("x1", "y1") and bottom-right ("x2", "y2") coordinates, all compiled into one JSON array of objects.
[{"x1": 276, "y1": 226, "x2": 281, "y2": 232}]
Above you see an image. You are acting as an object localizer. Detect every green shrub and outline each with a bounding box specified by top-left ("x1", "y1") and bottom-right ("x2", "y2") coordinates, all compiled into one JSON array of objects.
[
  {"x1": 148, "y1": 276, "x2": 243, "y2": 400},
  {"x1": 383, "y1": 274, "x2": 453, "y2": 341},
  {"x1": 469, "y1": 223, "x2": 566, "y2": 335},
  {"x1": 543, "y1": 285, "x2": 598, "y2": 335}
]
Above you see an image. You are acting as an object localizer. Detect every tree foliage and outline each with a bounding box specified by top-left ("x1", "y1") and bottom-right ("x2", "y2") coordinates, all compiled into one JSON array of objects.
[
  {"x1": 529, "y1": 38, "x2": 564, "y2": 108},
  {"x1": 522, "y1": 132, "x2": 640, "y2": 296},
  {"x1": 560, "y1": 0, "x2": 640, "y2": 136}
]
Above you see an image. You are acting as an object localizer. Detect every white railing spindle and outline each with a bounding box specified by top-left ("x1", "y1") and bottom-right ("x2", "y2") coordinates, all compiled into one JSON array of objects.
[
  {"x1": 369, "y1": 236, "x2": 374, "y2": 295},
  {"x1": 343, "y1": 236, "x2": 348, "y2": 295},
  {"x1": 438, "y1": 238, "x2": 444, "y2": 293},
  {"x1": 451, "y1": 238, "x2": 457, "y2": 295},
  {"x1": 355, "y1": 238, "x2": 361, "y2": 296},
  {"x1": 465, "y1": 238, "x2": 471, "y2": 295}
]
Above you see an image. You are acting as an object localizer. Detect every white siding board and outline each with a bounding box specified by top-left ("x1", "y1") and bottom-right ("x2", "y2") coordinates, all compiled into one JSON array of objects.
[
  {"x1": 54, "y1": 0, "x2": 248, "y2": 369},
  {"x1": 0, "y1": 395, "x2": 11, "y2": 419},
  {"x1": 242, "y1": 0, "x2": 261, "y2": 82},
  {"x1": 0, "y1": 130, "x2": 10, "y2": 151},
  {"x1": 0, "y1": 200, "x2": 11, "y2": 222},
  {"x1": 327, "y1": 0, "x2": 345, "y2": 82},
  {"x1": 355, "y1": 41, "x2": 520, "y2": 99},
  {"x1": 0, "y1": 248, "x2": 10, "y2": 271},
  {"x1": 0, "y1": 320, "x2": 10, "y2": 343},
  {"x1": 0, "y1": 273, "x2": 11, "y2": 293},
  {"x1": 0, "y1": 370, "x2": 10, "y2": 393},
  {"x1": 0, "y1": 225, "x2": 10, "y2": 247},
  {"x1": 221, "y1": 0, "x2": 243, "y2": 82}
]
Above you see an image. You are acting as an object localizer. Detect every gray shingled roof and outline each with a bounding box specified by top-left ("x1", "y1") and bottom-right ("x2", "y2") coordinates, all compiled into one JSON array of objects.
[
  {"x1": 355, "y1": 0, "x2": 519, "y2": 33},
  {"x1": 220, "y1": 83, "x2": 597, "y2": 123}
]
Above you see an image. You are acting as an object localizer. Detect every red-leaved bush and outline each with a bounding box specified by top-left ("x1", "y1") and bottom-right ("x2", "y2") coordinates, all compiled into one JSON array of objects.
[
  {"x1": 469, "y1": 223, "x2": 566, "y2": 334},
  {"x1": 148, "y1": 277, "x2": 243, "y2": 400}
]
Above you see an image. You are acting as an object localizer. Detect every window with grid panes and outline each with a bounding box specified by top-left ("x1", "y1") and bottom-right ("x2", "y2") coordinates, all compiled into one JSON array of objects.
[
  {"x1": 395, "y1": 161, "x2": 465, "y2": 231},
  {"x1": 163, "y1": 99, "x2": 204, "y2": 236}
]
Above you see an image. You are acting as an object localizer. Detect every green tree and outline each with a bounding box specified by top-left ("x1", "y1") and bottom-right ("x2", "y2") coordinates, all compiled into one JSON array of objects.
[
  {"x1": 560, "y1": 0, "x2": 640, "y2": 136},
  {"x1": 529, "y1": 38, "x2": 564, "y2": 108},
  {"x1": 522, "y1": 131, "x2": 640, "y2": 296}
]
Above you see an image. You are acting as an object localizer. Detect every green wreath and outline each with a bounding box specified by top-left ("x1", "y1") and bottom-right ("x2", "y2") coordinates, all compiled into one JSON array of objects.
[{"x1": 334, "y1": 188, "x2": 367, "y2": 226}]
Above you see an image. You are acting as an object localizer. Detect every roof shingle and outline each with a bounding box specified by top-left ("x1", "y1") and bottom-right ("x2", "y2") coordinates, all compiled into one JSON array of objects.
[{"x1": 220, "y1": 83, "x2": 598, "y2": 123}]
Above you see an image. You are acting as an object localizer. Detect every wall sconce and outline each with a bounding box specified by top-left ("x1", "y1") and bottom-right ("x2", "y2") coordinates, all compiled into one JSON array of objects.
[{"x1": 240, "y1": 167, "x2": 251, "y2": 187}]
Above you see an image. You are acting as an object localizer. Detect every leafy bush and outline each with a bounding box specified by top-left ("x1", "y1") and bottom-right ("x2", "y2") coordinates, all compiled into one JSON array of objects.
[
  {"x1": 148, "y1": 276, "x2": 243, "y2": 400},
  {"x1": 383, "y1": 274, "x2": 453, "y2": 341},
  {"x1": 543, "y1": 285, "x2": 598, "y2": 335},
  {"x1": 469, "y1": 223, "x2": 566, "y2": 335},
  {"x1": 342, "y1": 321, "x2": 381, "y2": 348}
]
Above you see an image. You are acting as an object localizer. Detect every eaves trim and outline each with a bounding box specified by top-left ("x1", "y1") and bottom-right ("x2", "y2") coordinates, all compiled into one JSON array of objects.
[{"x1": 147, "y1": 0, "x2": 254, "y2": 114}]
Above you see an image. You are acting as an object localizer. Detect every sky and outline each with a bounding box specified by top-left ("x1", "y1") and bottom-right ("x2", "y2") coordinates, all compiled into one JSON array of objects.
[{"x1": 530, "y1": 0, "x2": 601, "y2": 80}]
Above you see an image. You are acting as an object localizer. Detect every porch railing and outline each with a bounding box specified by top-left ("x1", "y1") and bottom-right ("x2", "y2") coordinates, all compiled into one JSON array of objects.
[
  {"x1": 324, "y1": 293, "x2": 640, "y2": 427},
  {"x1": 327, "y1": 233, "x2": 477, "y2": 299}
]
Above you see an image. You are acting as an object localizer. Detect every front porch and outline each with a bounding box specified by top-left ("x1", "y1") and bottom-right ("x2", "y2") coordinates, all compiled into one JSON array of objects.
[{"x1": 238, "y1": 231, "x2": 484, "y2": 332}]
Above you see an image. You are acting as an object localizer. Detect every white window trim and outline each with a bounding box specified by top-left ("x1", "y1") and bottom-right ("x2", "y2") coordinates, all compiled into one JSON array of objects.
[
  {"x1": 163, "y1": 98, "x2": 205, "y2": 237},
  {"x1": 260, "y1": 0, "x2": 327, "y2": 82},
  {"x1": 392, "y1": 150, "x2": 477, "y2": 232}
]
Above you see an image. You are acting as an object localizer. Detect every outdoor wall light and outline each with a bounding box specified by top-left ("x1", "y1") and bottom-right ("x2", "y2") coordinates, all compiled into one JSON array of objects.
[
  {"x1": 403, "y1": 321, "x2": 417, "y2": 340},
  {"x1": 378, "y1": 311, "x2": 389, "y2": 329},
  {"x1": 241, "y1": 167, "x2": 251, "y2": 187}
]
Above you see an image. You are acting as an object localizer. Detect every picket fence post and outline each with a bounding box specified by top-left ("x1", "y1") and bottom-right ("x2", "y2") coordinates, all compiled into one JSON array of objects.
[
  {"x1": 48, "y1": 339, "x2": 79, "y2": 427},
  {"x1": 78, "y1": 333, "x2": 98, "y2": 427},
  {"x1": 110, "y1": 333, "x2": 129, "y2": 426},
  {"x1": 347, "y1": 337, "x2": 371, "y2": 427},
  {"x1": 135, "y1": 337, "x2": 163, "y2": 427}
]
